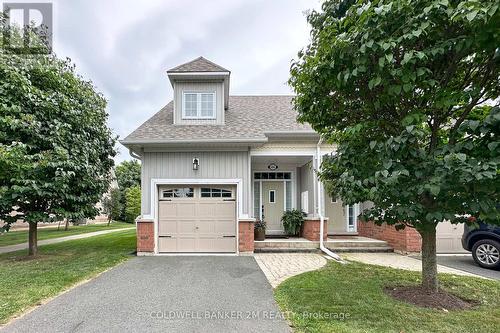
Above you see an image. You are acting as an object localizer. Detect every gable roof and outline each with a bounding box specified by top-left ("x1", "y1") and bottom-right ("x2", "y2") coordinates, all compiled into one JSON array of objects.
[
  {"x1": 121, "y1": 96, "x2": 315, "y2": 145},
  {"x1": 167, "y1": 56, "x2": 230, "y2": 73}
]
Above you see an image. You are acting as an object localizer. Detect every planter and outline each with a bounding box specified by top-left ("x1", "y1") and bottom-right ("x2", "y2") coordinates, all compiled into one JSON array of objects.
[{"x1": 254, "y1": 228, "x2": 266, "y2": 241}]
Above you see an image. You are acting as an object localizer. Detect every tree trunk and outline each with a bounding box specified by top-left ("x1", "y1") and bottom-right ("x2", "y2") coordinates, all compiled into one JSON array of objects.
[
  {"x1": 419, "y1": 225, "x2": 438, "y2": 293},
  {"x1": 107, "y1": 216, "x2": 111, "y2": 226},
  {"x1": 28, "y1": 222, "x2": 38, "y2": 256},
  {"x1": 64, "y1": 219, "x2": 69, "y2": 231}
]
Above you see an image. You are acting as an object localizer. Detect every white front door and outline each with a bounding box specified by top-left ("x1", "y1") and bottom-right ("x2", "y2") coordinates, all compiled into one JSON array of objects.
[{"x1": 262, "y1": 181, "x2": 285, "y2": 234}]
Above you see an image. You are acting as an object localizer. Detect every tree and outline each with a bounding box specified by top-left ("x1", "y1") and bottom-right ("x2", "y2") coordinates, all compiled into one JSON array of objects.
[
  {"x1": 124, "y1": 186, "x2": 141, "y2": 223},
  {"x1": 115, "y1": 160, "x2": 141, "y2": 220},
  {"x1": 290, "y1": 0, "x2": 500, "y2": 293},
  {"x1": 0, "y1": 28, "x2": 116, "y2": 255},
  {"x1": 102, "y1": 188, "x2": 122, "y2": 225}
]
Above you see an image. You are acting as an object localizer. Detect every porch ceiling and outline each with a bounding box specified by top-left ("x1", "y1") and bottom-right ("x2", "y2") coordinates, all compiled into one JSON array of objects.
[{"x1": 251, "y1": 155, "x2": 312, "y2": 166}]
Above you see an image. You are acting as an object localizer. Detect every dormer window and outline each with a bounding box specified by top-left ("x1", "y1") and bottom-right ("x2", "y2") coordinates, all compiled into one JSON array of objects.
[{"x1": 182, "y1": 92, "x2": 216, "y2": 119}]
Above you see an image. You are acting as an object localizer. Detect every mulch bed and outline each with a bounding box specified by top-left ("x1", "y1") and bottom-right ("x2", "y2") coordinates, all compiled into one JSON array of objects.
[{"x1": 384, "y1": 286, "x2": 479, "y2": 310}]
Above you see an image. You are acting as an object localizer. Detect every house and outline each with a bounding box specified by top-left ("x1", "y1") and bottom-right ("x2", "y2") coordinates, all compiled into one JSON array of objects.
[{"x1": 121, "y1": 57, "x2": 464, "y2": 255}]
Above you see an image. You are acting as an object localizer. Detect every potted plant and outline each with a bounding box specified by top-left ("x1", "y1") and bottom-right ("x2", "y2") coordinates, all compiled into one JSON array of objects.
[
  {"x1": 281, "y1": 209, "x2": 305, "y2": 237},
  {"x1": 254, "y1": 220, "x2": 266, "y2": 241}
]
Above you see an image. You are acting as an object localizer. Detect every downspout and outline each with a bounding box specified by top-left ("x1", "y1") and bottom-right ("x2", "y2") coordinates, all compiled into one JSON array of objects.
[{"x1": 316, "y1": 138, "x2": 343, "y2": 261}]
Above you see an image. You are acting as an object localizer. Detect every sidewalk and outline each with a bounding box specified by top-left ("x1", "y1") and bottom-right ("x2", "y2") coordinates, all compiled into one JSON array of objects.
[
  {"x1": 342, "y1": 252, "x2": 487, "y2": 279},
  {"x1": 0, "y1": 228, "x2": 135, "y2": 254}
]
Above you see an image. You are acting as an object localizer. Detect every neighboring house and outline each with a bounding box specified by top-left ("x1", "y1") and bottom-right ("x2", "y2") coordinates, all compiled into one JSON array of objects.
[{"x1": 121, "y1": 57, "x2": 464, "y2": 255}]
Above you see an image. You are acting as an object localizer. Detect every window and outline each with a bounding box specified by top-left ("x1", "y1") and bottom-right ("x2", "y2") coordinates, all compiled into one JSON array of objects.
[
  {"x1": 269, "y1": 190, "x2": 276, "y2": 203},
  {"x1": 331, "y1": 197, "x2": 338, "y2": 203},
  {"x1": 200, "y1": 187, "x2": 232, "y2": 198},
  {"x1": 182, "y1": 92, "x2": 216, "y2": 119},
  {"x1": 162, "y1": 188, "x2": 194, "y2": 198},
  {"x1": 254, "y1": 172, "x2": 291, "y2": 180}
]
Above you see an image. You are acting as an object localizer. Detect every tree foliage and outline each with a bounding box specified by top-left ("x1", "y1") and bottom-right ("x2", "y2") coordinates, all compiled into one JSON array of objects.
[
  {"x1": 115, "y1": 160, "x2": 141, "y2": 220},
  {"x1": 124, "y1": 186, "x2": 141, "y2": 223},
  {"x1": 102, "y1": 188, "x2": 122, "y2": 224},
  {"x1": 290, "y1": 0, "x2": 500, "y2": 291},
  {"x1": 0, "y1": 28, "x2": 116, "y2": 254}
]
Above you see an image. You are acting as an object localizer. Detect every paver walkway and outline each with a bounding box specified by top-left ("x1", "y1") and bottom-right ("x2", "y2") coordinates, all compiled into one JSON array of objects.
[
  {"x1": 342, "y1": 252, "x2": 487, "y2": 279},
  {"x1": 0, "y1": 228, "x2": 135, "y2": 254},
  {"x1": 254, "y1": 253, "x2": 328, "y2": 288}
]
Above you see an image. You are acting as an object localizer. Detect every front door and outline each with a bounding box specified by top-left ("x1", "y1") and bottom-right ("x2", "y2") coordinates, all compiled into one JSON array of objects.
[{"x1": 262, "y1": 181, "x2": 285, "y2": 234}]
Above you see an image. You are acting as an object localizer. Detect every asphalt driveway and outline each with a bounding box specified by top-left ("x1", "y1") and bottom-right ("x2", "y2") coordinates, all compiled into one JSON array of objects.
[
  {"x1": 435, "y1": 255, "x2": 500, "y2": 280},
  {"x1": 1, "y1": 257, "x2": 290, "y2": 333}
]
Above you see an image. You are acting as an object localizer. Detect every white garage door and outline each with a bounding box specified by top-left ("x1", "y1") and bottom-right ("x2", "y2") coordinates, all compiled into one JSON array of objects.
[
  {"x1": 158, "y1": 186, "x2": 237, "y2": 253},
  {"x1": 436, "y1": 221, "x2": 467, "y2": 253}
]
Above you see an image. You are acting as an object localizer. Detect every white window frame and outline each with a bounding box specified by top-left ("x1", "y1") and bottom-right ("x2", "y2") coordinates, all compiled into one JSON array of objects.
[{"x1": 182, "y1": 91, "x2": 216, "y2": 120}]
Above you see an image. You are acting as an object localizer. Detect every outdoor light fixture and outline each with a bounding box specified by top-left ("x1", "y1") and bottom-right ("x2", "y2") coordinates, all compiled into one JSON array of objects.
[{"x1": 192, "y1": 158, "x2": 200, "y2": 170}]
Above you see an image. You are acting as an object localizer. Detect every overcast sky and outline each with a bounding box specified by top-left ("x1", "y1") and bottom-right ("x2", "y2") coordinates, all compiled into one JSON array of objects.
[{"x1": 13, "y1": 0, "x2": 321, "y2": 162}]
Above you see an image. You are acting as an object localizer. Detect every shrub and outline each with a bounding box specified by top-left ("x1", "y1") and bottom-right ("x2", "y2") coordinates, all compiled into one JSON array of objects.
[
  {"x1": 281, "y1": 209, "x2": 305, "y2": 236},
  {"x1": 254, "y1": 220, "x2": 266, "y2": 231}
]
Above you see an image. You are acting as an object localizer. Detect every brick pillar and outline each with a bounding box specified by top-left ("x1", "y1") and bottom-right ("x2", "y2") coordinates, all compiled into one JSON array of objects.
[
  {"x1": 136, "y1": 219, "x2": 154, "y2": 253},
  {"x1": 238, "y1": 220, "x2": 255, "y2": 253},
  {"x1": 302, "y1": 218, "x2": 328, "y2": 241}
]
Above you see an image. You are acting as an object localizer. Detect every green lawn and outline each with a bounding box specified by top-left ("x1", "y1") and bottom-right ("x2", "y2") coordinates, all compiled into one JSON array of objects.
[
  {"x1": 275, "y1": 261, "x2": 500, "y2": 333},
  {"x1": 0, "y1": 221, "x2": 133, "y2": 247},
  {"x1": 0, "y1": 229, "x2": 136, "y2": 324}
]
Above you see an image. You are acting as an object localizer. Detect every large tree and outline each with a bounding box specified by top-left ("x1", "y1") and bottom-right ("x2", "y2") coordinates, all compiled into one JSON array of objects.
[
  {"x1": 0, "y1": 32, "x2": 116, "y2": 255},
  {"x1": 290, "y1": 0, "x2": 499, "y2": 292}
]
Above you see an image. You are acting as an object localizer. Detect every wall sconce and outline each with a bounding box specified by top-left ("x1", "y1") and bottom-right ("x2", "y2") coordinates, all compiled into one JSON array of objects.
[{"x1": 192, "y1": 158, "x2": 200, "y2": 171}]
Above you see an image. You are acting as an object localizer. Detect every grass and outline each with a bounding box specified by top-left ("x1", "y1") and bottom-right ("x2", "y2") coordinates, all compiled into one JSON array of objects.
[
  {"x1": 0, "y1": 221, "x2": 133, "y2": 247},
  {"x1": 274, "y1": 260, "x2": 500, "y2": 333},
  {"x1": 0, "y1": 229, "x2": 136, "y2": 324}
]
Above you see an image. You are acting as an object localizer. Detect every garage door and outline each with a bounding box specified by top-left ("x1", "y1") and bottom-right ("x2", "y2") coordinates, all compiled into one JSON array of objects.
[
  {"x1": 436, "y1": 221, "x2": 467, "y2": 253},
  {"x1": 158, "y1": 186, "x2": 237, "y2": 253}
]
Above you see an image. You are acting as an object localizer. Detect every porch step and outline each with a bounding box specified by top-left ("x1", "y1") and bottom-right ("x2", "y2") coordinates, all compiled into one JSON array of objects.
[
  {"x1": 326, "y1": 246, "x2": 394, "y2": 253},
  {"x1": 254, "y1": 236, "x2": 393, "y2": 253},
  {"x1": 254, "y1": 248, "x2": 320, "y2": 253}
]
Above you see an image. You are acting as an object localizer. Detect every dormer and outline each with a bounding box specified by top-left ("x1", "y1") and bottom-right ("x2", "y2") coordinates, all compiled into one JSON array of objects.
[{"x1": 167, "y1": 57, "x2": 230, "y2": 125}]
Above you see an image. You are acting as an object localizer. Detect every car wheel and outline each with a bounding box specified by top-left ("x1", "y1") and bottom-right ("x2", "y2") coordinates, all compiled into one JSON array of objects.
[{"x1": 472, "y1": 239, "x2": 500, "y2": 269}]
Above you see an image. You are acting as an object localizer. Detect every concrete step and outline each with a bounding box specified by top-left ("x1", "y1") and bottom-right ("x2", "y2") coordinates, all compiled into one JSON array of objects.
[
  {"x1": 326, "y1": 246, "x2": 394, "y2": 253},
  {"x1": 254, "y1": 239, "x2": 317, "y2": 249},
  {"x1": 254, "y1": 247, "x2": 320, "y2": 253},
  {"x1": 326, "y1": 238, "x2": 389, "y2": 248}
]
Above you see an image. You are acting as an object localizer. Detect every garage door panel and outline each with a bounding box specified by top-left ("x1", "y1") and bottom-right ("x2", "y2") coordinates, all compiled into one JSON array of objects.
[
  {"x1": 215, "y1": 203, "x2": 236, "y2": 217},
  {"x1": 197, "y1": 220, "x2": 215, "y2": 233},
  {"x1": 158, "y1": 220, "x2": 177, "y2": 235},
  {"x1": 158, "y1": 237, "x2": 177, "y2": 252},
  {"x1": 436, "y1": 221, "x2": 466, "y2": 253},
  {"x1": 215, "y1": 220, "x2": 235, "y2": 234},
  {"x1": 198, "y1": 237, "x2": 236, "y2": 252},
  {"x1": 176, "y1": 203, "x2": 197, "y2": 217},
  {"x1": 197, "y1": 203, "x2": 215, "y2": 216},
  {"x1": 159, "y1": 202, "x2": 177, "y2": 217}
]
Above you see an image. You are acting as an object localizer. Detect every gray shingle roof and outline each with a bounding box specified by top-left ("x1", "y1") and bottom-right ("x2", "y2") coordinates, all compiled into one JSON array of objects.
[
  {"x1": 167, "y1": 56, "x2": 230, "y2": 73},
  {"x1": 122, "y1": 95, "x2": 314, "y2": 143}
]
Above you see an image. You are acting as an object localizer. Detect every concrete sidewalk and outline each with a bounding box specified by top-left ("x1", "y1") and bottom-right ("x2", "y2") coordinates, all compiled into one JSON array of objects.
[
  {"x1": 342, "y1": 252, "x2": 487, "y2": 279},
  {"x1": 0, "y1": 228, "x2": 135, "y2": 254}
]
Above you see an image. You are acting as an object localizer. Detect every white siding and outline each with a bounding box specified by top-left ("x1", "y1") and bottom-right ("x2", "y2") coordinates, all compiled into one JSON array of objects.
[
  {"x1": 141, "y1": 151, "x2": 250, "y2": 216},
  {"x1": 173, "y1": 81, "x2": 224, "y2": 125}
]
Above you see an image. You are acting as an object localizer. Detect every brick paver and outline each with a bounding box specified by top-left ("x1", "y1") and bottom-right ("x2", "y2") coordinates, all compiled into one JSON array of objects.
[{"x1": 254, "y1": 253, "x2": 328, "y2": 288}]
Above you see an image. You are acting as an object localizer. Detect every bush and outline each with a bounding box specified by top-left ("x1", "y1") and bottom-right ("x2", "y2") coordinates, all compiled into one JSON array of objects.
[
  {"x1": 124, "y1": 186, "x2": 141, "y2": 223},
  {"x1": 254, "y1": 220, "x2": 266, "y2": 231},
  {"x1": 281, "y1": 209, "x2": 305, "y2": 236},
  {"x1": 101, "y1": 188, "x2": 122, "y2": 224}
]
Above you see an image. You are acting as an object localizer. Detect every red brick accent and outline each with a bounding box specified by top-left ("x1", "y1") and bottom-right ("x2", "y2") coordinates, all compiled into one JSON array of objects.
[
  {"x1": 238, "y1": 220, "x2": 254, "y2": 252},
  {"x1": 358, "y1": 220, "x2": 422, "y2": 252},
  {"x1": 137, "y1": 219, "x2": 154, "y2": 253},
  {"x1": 302, "y1": 218, "x2": 328, "y2": 241}
]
